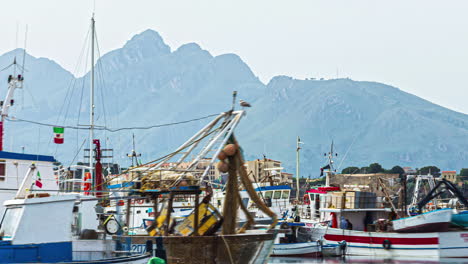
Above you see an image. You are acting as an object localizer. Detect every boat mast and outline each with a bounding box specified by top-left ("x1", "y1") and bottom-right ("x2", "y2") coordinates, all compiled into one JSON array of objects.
[
  {"x1": 296, "y1": 136, "x2": 301, "y2": 201},
  {"x1": 89, "y1": 16, "x2": 95, "y2": 186},
  {"x1": 325, "y1": 141, "x2": 337, "y2": 186},
  {"x1": 0, "y1": 59, "x2": 24, "y2": 151}
]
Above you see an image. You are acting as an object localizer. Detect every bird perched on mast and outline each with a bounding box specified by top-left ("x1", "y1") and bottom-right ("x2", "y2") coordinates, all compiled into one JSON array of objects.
[{"x1": 239, "y1": 99, "x2": 251, "y2": 108}]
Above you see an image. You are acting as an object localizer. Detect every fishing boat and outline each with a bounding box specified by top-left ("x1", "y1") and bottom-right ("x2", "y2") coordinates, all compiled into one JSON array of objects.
[
  {"x1": 298, "y1": 150, "x2": 468, "y2": 258},
  {"x1": 109, "y1": 109, "x2": 277, "y2": 264},
  {"x1": 271, "y1": 241, "x2": 321, "y2": 257},
  {"x1": 322, "y1": 226, "x2": 468, "y2": 258},
  {"x1": 392, "y1": 208, "x2": 453, "y2": 233},
  {"x1": 0, "y1": 55, "x2": 59, "y2": 215},
  {"x1": 0, "y1": 162, "x2": 150, "y2": 263}
]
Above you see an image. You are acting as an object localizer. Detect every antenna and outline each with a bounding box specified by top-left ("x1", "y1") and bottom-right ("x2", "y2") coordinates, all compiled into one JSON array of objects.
[
  {"x1": 328, "y1": 140, "x2": 338, "y2": 172},
  {"x1": 296, "y1": 136, "x2": 304, "y2": 201},
  {"x1": 21, "y1": 25, "x2": 28, "y2": 77},
  {"x1": 127, "y1": 133, "x2": 141, "y2": 167},
  {"x1": 231, "y1": 91, "x2": 237, "y2": 112}
]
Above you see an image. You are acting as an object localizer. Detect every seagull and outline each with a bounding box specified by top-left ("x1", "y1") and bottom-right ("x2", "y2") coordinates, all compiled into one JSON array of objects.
[{"x1": 239, "y1": 99, "x2": 251, "y2": 108}]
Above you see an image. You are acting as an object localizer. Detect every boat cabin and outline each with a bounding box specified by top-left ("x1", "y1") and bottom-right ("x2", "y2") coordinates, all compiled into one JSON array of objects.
[
  {"x1": 0, "y1": 151, "x2": 57, "y2": 215},
  {"x1": 242, "y1": 185, "x2": 291, "y2": 219},
  {"x1": 302, "y1": 187, "x2": 393, "y2": 231},
  {"x1": 0, "y1": 194, "x2": 116, "y2": 262}
]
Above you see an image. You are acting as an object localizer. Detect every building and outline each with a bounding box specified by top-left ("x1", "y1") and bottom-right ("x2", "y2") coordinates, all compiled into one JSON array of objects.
[
  {"x1": 329, "y1": 173, "x2": 400, "y2": 197},
  {"x1": 403, "y1": 167, "x2": 417, "y2": 175},
  {"x1": 177, "y1": 159, "x2": 221, "y2": 182},
  {"x1": 244, "y1": 158, "x2": 292, "y2": 185},
  {"x1": 441, "y1": 171, "x2": 457, "y2": 182}
]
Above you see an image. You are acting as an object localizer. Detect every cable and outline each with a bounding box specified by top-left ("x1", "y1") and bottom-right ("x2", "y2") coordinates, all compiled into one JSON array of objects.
[
  {"x1": 92, "y1": 127, "x2": 220, "y2": 191},
  {"x1": 5, "y1": 113, "x2": 219, "y2": 132}
]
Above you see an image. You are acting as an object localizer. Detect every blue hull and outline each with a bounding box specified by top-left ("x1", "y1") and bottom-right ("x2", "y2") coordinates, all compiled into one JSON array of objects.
[
  {"x1": 452, "y1": 211, "x2": 468, "y2": 227},
  {"x1": 0, "y1": 241, "x2": 149, "y2": 263},
  {"x1": 0, "y1": 241, "x2": 73, "y2": 263}
]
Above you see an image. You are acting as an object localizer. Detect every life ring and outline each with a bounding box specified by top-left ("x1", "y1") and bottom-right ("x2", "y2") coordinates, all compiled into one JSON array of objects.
[
  {"x1": 383, "y1": 239, "x2": 391, "y2": 250},
  {"x1": 137, "y1": 199, "x2": 144, "y2": 205},
  {"x1": 303, "y1": 194, "x2": 310, "y2": 205}
]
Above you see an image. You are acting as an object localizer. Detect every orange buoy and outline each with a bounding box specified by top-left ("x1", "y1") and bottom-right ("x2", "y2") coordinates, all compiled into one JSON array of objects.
[
  {"x1": 223, "y1": 144, "x2": 237, "y2": 156},
  {"x1": 217, "y1": 161, "x2": 229, "y2": 173},
  {"x1": 217, "y1": 150, "x2": 227, "y2": 160},
  {"x1": 179, "y1": 180, "x2": 188, "y2": 186}
]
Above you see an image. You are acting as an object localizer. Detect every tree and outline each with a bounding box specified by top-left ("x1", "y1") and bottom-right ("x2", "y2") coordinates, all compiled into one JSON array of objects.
[
  {"x1": 418, "y1": 166, "x2": 440, "y2": 177},
  {"x1": 368, "y1": 163, "x2": 384, "y2": 173},
  {"x1": 342, "y1": 167, "x2": 360, "y2": 174},
  {"x1": 390, "y1": 166, "x2": 405, "y2": 176},
  {"x1": 360, "y1": 167, "x2": 370, "y2": 174},
  {"x1": 460, "y1": 168, "x2": 468, "y2": 177}
]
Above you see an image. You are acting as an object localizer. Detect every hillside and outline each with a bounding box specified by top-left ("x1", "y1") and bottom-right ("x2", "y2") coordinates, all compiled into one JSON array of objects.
[{"x1": 0, "y1": 29, "x2": 467, "y2": 176}]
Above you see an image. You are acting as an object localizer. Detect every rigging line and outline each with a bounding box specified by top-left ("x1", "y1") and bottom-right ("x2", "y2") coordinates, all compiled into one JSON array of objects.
[
  {"x1": 336, "y1": 132, "x2": 359, "y2": 172},
  {"x1": 21, "y1": 25, "x2": 28, "y2": 76},
  {"x1": 76, "y1": 72, "x2": 87, "y2": 125},
  {"x1": 68, "y1": 139, "x2": 87, "y2": 168},
  {"x1": 62, "y1": 38, "x2": 90, "y2": 126},
  {"x1": 6, "y1": 113, "x2": 220, "y2": 132},
  {"x1": 95, "y1": 127, "x2": 221, "y2": 191},
  {"x1": 56, "y1": 26, "x2": 91, "y2": 125},
  {"x1": 94, "y1": 27, "x2": 108, "y2": 128},
  {"x1": 337, "y1": 114, "x2": 382, "y2": 172}
]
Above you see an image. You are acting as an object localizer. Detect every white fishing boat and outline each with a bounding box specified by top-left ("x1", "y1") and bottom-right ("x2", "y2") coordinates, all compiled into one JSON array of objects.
[
  {"x1": 392, "y1": 208, "x2": 453, "y2": 233},
  {"x1": 322, "y1": 226, "x2": 468, "y2": 258},
  {"x1": 0, "y1": 56, "x2": 59, "y2": 215},
  {"x1": 0, "y1": 163, "x2": 150, "y2": 263},
  {"x1": 271, "y1": 241, "x2": 321, "y2": 257}
]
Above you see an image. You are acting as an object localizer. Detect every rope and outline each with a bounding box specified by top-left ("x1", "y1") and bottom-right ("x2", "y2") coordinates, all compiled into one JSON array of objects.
[
  {"x1": 91, "y1": 126, "x2": 219, "y2": 191},
  {"x1": 220, "y1": 235, "x2": 234, "y2": 264},
  {"x1": 5, "y1": 113, "x2": 219, "y2": 132}
]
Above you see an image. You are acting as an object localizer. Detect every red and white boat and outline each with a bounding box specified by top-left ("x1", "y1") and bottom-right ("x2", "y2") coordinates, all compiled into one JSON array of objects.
[
  {"x1": 323, "y1": 227, "x2": 468, "y2": 258},
  {"x1": 392, "y1": 209, "x2": 453, "y2": 233}
]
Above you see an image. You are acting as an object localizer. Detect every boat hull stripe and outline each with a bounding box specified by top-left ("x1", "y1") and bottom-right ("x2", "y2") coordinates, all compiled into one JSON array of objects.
[{"x1": 324, "y1": 234, "x2": 439, "y2": 245}]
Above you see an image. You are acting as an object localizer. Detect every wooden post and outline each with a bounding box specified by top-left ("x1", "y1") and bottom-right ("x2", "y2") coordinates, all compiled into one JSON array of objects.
[
  {"x1": 222, "y1": 154, "x2": 239, "y2": 235},
  {"x1": 194, "y1": 193, "x2": 199, "y2": 236},
  {"x1": 164, "y1": 193, "x2": 173, "y2": 236}
]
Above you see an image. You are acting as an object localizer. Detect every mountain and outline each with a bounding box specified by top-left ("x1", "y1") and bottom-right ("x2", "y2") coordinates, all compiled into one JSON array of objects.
[{"x1": 0, "y1": 30, "x2": 466, "y2": 176}]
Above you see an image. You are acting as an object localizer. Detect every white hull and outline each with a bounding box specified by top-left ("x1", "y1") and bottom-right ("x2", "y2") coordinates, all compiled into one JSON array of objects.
[
  {"x1": 271, "y1": 241, "x2": 321, "y2": 257},
  {"x1": 323, "y1": 227, "x2": 468, "y2": 258},
  {"x1": 392, "y1": 209, "x2": 452, "y2": 233}
]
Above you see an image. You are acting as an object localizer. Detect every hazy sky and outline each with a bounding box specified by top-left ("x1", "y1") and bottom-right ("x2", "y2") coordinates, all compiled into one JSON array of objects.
[{"x1": 1, "y1": 0, "x2": 467, "y2": 114}]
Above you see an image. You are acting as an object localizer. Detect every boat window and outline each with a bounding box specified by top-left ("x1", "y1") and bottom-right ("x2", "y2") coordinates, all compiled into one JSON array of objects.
[
  {"x1": 273, "y1": 191, "x2": 281, "y2": 199},
  {"x1": 0, "y1": 160, "x2": 5, "y2": 181},
  {"x1": 282, "y1": 190, "x2": 290, "y2": 199},
  {"x1": 242, "y1": 198, "x2": 249, "y2": 207},
  {"x1": 264, "y1": 191, "x2": 273, "y2": 199},
  {"x1": 0, "y1": 207, "x2": 22, "y2": 240}
]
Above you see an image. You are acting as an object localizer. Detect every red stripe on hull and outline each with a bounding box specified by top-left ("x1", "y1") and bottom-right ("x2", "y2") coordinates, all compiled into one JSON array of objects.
[
  {"x1": 325, "y1": 234, "x2": 438, "y2": 245},
  {"x1": 395, "y1": 222, "x2": 449, "y2": 233}
]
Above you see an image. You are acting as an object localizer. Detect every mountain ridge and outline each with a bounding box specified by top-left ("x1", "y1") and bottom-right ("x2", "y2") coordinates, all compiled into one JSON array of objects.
[{"x1": 0, "y1": 29, "x2": 466, "y2": 175}]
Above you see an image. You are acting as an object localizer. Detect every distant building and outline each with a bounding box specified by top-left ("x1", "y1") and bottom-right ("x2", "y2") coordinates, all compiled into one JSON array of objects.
[
  {"x1": 178, "y1": 159, "x2": 221, "y2": 181},
  {"x1": 244, "y1": 158, "x2": 292, "y2": 185},
  {"x1": 441, "y1": 171, "x2": 457, "y2": 182},
  {"x1": 282, "y1": 172, "x2": 293, "y2": 185},
  {"x1": 330, "y1": 173, "x2": 400, "y2": 197},
  {"x1": 403, "y1": 167, "x2": 417, "y2": 174}
]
